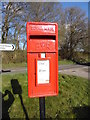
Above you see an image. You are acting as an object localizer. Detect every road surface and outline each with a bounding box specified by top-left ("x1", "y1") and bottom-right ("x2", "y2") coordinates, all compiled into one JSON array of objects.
[{"x1": 0, "y1": 64, "x2": 89, "y2": 79}]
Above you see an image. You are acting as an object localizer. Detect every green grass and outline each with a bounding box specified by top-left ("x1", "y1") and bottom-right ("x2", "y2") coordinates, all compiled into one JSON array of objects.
[
  {"x1": 2, "y1": 60, "x2": 74, "y2": 69},
  {"x1": 2, "y1": 62, "x2": 27, "y2": 69},
  {"x1": 1, "y1": 73, "x2": 89, "y2": 119},
  {"x1": 58, "y1": 59, "x2": 75, "y2": 65}
]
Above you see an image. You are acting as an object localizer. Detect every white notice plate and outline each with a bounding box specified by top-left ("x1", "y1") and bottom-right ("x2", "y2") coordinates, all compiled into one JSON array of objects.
[{"x1": 37, "y1": 60, "x2": 50, "y2": 84}]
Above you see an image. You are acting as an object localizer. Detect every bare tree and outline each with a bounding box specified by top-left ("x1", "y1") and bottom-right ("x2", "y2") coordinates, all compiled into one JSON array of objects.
[
  {"x1": 21, "y1": 2, "x2": 63, "y2": 49},
  {"x1": 2, "y1": 2, "x2": 24, "y2": 43},
  {"x1": 2, "y1": 2, "x2": 63, "y2": 50},
  {"x1": 61, "y1": 7, "x2": 88, "y2": 60}
]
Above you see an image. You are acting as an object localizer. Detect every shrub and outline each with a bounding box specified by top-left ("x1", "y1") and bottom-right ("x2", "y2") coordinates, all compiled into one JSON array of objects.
[{"x1": 2, "y1": 50, "x2": 27, "y2": 64}]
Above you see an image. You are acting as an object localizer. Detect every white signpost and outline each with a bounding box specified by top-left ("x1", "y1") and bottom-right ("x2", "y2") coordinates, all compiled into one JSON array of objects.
[{"x1": 0, "y1": 44, "x2": 15, "y2": 51}]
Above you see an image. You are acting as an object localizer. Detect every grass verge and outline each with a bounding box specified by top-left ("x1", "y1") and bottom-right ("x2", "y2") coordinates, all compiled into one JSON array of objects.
[
  {"x1": 2, "y1": 62, "x2": 27, "y2": 69},
  {"x1": 2, "y1": 60, "x2": 75, "y2": 69},
  {"x1": 1, "y1": 73, "x2": 89, "y2": 119},
  {"x1": 58, "y1": 60, "x2": 75, "y2": 65}
]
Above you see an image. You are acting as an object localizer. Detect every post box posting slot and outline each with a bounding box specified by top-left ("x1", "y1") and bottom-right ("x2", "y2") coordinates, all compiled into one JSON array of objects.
[{"x1": 27, "y1": 22, "x2": 58, "y2": 98}]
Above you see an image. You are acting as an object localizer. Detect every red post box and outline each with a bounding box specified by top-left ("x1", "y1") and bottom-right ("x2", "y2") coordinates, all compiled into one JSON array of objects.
[{"x1": 26, "y1": 22, "x2": 58, "y2": 98}]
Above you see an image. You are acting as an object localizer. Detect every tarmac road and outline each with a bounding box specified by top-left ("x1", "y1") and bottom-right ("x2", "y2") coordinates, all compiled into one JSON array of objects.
[
  {"x1": 0, "y1": 64, "x2": 89, "y2": 79},
  {"x1": 59, "y1": 65, "x2": 88, "y2": 79}
]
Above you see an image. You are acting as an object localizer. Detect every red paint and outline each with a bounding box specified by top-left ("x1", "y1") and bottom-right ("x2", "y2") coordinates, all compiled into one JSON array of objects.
[{"x1": 26, "y1": 22, "x2": 58, "y2": 98}]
